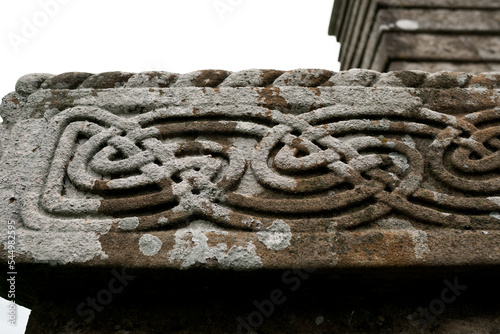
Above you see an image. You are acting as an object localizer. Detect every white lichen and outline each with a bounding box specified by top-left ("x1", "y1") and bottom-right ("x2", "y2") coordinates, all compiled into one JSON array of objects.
[
  {"x1": 118, "y1": 217, "x2": 139, "y2": 230},
  {"x1": 488, "y1": 197, "x2": 500, "y2": 208},
  {"x1": 396, "y1": 19, "x2": 419, "y2": 31},
  {"x1": 139, "y1": 234, "x2": 163, "y2": 256},
  {"x1": 490, "y1": 212, "x2": 500, "y2": 221},
  {"x1": 168, "y1": 220, "x2": 262, "y2": 270},
  {"x1": 389, "y1": 152, "x2": 409, "y2": 172},
  {"x1": 257, "y1": 220, "x2": 292, "y2": 250},
  {"x1": 402, "y1": 135, "x2": 416, "y2": 149}
]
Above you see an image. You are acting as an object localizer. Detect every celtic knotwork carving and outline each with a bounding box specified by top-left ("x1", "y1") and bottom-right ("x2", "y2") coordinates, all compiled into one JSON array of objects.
[{"x1": 32, "y1": 104, "x2": 500, "y2": 232}]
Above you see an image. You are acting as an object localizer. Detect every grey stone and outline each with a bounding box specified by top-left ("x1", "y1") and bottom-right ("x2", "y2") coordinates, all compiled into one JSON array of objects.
[
  {"x1": 2, "y1": 70, "x2": 500, "y2": 322},
  {"x1": 1, "y1": 68, "x2": 500, "y2": 267},
  {"x1": 370, "y1": 33, "x2": 500, "y2": 72},
  {"x1": 2, "y1": 69, "x2": 500, "y2": 333},
  {"x1": 389, "y1": 61, "x2": 500, "y2": 73},
  {"x1": 330, "y1": 0, "x2": 500, "y2": 72},
  {"x1": 15, "y1": 73, "x2": 54, "y2": 96}
]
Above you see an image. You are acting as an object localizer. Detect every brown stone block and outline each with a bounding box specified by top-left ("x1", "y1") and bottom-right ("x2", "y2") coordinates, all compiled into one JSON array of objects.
[{"x1": 2, "y1": 69, "x2": 500, "y2": 332}]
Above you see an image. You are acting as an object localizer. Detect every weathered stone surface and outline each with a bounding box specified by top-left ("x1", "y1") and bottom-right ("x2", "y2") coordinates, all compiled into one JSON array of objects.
[
  {"x1": 389, "y1": 61, "x2": 500, "y2": 73},
  {"x1": 2, "y1": 69, "x2": 500, "y2": 332},
  {"x1": 330, "y1": 0, "x2": 500, "y2": 72},
  {"x1": 2, "y1": 69, "x2": 500, "y2": 271}
]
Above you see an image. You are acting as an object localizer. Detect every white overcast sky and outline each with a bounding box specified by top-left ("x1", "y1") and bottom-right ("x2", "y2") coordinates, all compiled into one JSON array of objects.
[{"x1": 0, "y1": 0, "x2": 340, "y2": 332}]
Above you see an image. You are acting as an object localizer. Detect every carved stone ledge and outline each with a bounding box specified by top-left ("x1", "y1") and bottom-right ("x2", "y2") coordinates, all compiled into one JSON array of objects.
[
  {"x1": 2, "y1": 69, "x2": 500, "y2": 332},
  {"x1": 2, "y1": 68, "x2": 500, "y2": 267}
]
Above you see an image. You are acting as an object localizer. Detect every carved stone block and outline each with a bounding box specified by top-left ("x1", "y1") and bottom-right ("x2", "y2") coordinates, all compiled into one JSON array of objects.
[
  {"x1": 3, "y1": 69, "x2": 500, "y2": 333},
  {"x1": 1, "y1": 69, "x2": 500, "y2": 277}
]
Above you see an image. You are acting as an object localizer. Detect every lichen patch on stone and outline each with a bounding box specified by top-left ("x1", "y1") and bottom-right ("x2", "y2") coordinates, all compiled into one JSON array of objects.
[
  {"x1": 118, "y1": 217, "x2": 139, "y2": 231},
  {"x1": 139, "y1": 234, "x2": 163, "y2": 256},
  {"x1": 257, "y1": 220, "x2": 292, "y2": 250},
  {"x1": 168, "y1": 220, "x2": 262, "y2": 270}
]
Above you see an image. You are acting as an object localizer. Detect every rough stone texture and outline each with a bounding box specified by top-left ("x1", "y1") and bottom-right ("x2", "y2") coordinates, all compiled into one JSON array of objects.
[
  {"x1": 389, "y1": 61, "x2": 500, "y2": 73},
  {"x1": 329, "y1": 0, "x2": 500, "y2": 72},
  {"x1": 2, "y1": 69, "x2": 500, "y2": 332},
  {"x1": 3, "y1": 69, "x2": 500, "y2": 269}
]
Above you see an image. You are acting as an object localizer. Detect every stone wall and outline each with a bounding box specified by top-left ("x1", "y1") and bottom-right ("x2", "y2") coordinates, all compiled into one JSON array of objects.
[{"x1": 330, "y1": 0, "x2": 500, "y2": 72}]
